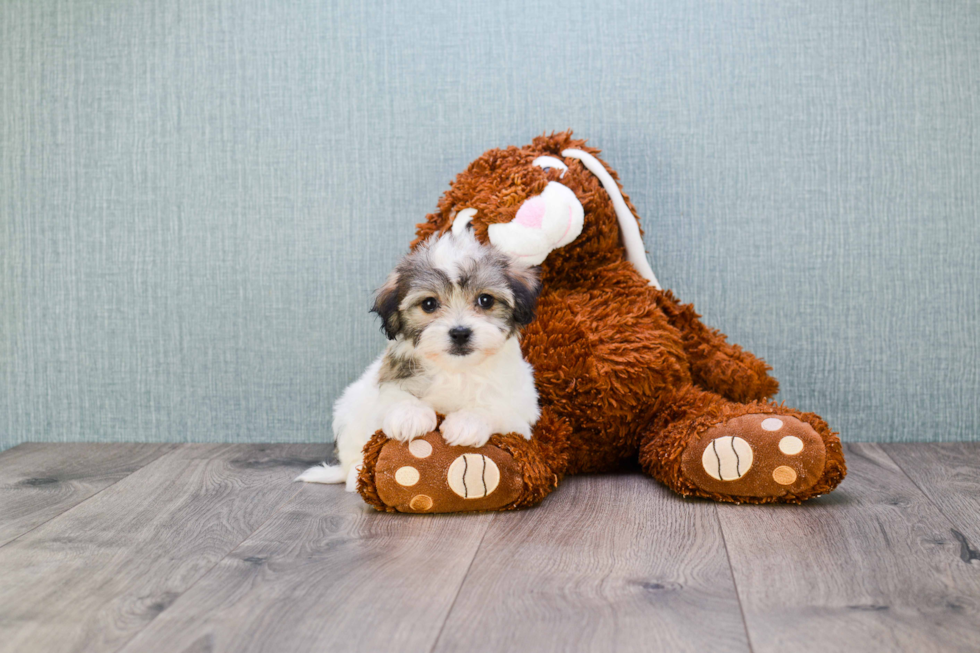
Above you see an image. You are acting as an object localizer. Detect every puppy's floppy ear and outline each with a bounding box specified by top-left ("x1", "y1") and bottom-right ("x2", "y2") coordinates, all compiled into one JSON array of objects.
[
  {"x1": 371, "y1": 271, "x2": 403, "y2": 340},
  {"x1": 507, "y1": 265, "x2": 542, "y2": 326}
]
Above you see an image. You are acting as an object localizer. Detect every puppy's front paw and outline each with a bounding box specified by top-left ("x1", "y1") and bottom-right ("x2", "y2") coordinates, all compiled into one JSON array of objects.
[
  {"x1": 512, "y1": 421, "x2": 533, "y2": 440},
  {"x1": 440, "y1": 411, "x2": 494, "y2": 448},
  {"x1": 382, "y1": 402, "x2": 437, "y2": 442}
]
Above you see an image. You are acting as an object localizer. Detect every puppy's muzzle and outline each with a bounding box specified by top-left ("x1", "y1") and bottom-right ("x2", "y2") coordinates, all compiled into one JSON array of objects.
[
  {"x1": 448, "y1": 326, "x2": 473, "y2": 356},
  {"x1": 449, "y1": 326, "x2": 472, "y2": 346}
]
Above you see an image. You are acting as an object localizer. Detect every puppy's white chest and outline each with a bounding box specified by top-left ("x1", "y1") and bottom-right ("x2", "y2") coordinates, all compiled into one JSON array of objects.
[{"x1": 419, "y1": 372, "x2": 486, "y2": 414}]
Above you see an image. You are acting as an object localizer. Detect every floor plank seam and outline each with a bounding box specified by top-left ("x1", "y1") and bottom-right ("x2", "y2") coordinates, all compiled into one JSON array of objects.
[
  {"x1": 877, "y1": 444, "x2": 978, "y2": 559},
  {"x1": 713, "y1": 503, "x2": 757, "y2": 653},
  {"x1": 0, "y1": 445, "x2": 175, "y2": 551},
  {"x1": 427, "y1": 512, "x2": 495, "y2": 653},
  {"x1": 109, "y1": 483, "x2": 307, "y2": 653}
]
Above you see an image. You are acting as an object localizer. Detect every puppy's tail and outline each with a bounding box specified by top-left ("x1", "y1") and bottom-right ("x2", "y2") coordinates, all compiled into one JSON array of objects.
[{"x1": 295, "y1": 463, "x2": 347, "y2": 484}]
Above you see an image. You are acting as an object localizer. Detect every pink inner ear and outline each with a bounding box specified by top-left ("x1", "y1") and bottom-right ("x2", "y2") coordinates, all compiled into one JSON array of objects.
[{"x1": 514, "y1": 197, "x2": 545, "y2": 229}]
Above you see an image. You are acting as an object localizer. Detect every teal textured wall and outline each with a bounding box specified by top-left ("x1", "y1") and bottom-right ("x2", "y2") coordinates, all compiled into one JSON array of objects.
[{"x1": 1, "y1": 0, "x2": 978, "y2": 450}]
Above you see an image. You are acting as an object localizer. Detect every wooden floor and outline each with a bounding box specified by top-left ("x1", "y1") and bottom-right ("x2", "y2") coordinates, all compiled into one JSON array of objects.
[{"x1": 0, "y1": 443, "x2": 978, "y2": 652}]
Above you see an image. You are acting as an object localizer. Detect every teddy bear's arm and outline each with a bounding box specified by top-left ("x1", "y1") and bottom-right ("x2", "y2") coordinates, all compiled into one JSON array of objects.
[
  {"x1": 650, "y1": 289, "x2": 779, "y2": 403},
  {"x1": 523, "y1": 285, "x2": 692, "y2": 413}
]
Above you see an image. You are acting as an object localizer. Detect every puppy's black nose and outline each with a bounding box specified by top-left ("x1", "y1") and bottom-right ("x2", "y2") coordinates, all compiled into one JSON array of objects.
[{"x1": 449, "y1": 326, "x2": 472, "y2": 346}]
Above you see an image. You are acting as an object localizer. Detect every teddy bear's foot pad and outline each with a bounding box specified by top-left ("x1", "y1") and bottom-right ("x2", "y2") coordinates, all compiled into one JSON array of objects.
[
  {"x1": 681, "y1": 414, "x2": 826, "y2": 499},
  {"x1": 372, "y1": 432, "x2": 524, "y2": 513}
]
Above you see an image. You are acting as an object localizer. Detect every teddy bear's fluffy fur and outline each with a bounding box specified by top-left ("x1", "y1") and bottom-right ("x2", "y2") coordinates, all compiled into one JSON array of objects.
[{"x1": 357, "y1": 131, "x2": 846, "y2": 511}]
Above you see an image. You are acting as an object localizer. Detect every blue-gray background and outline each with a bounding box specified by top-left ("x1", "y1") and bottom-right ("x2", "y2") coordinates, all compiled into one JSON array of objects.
[{"x1": 2, "y1": 0, "x2": 978, "y2": 452}]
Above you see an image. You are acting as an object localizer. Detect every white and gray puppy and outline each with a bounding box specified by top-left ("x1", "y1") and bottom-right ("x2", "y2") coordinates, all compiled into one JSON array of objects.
[{"x1": 297, "y1": 230, "x2": 542, "y2": 490}]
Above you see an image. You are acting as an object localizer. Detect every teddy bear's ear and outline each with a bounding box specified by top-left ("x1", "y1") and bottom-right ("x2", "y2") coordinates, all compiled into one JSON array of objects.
[
  {"x1": 371, "y1": 271, "x2": 403, "y2": 340},
  {"x1": 506, "y1": 264, "x2": 543, "y2": 327},
  {"x1": 413, "y1": 204, "x2": 454, "y2": 250},
  {"x1": 561, "y1": 147, "x2": 662, "y2": 290}
]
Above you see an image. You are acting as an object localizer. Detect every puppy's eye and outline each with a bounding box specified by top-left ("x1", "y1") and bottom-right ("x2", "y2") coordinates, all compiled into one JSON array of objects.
[
  {"x1": 421, "y1": 297, "x2": 439, "y2": 313},
  {"x1": 477, "y1": 294, "x2": 495, "y2": 309}
]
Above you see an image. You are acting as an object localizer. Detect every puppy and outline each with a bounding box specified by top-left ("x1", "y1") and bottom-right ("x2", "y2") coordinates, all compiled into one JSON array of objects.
[{"x1": 297, "y1": 230, "x2": 542, "y2": 490}]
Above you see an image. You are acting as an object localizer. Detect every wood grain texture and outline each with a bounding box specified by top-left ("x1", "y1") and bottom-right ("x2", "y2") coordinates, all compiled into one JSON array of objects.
[
  {"x1": 0, "y1": 443, "x2": 175, "y2": 547},
  {"x1": 117, "y1": 484, "x2": 493, "y2": 653},
  {"x1": 884, "y1": 443, "x2": 980, "y2": 548},
  {"x1": 4, "y1": 444, "x2": 980, "y2": 653},
  {"x1": 434, "y1": 474, "x2": 750, "y2": 653},
  {"x1": 0, "y1": 443, "x2": 326, "y2": 653},
  {"x1": 718, "y1": 443, "x2": 980, "y2": 653}
]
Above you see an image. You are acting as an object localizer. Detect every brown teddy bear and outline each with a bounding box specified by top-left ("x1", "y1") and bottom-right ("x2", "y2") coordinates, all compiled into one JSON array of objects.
[{"x1": 357, "y1": 131, "x2": 846, "y2": 512}]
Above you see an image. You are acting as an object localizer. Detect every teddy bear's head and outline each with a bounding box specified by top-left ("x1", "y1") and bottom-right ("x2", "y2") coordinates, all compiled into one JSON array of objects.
[{"x1": 414, "y1": 131, "x2": 660, "y2": 288}]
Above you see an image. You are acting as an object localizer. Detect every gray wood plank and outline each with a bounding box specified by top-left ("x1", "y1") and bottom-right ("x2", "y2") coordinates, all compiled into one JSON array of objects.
[
  {"x1": 0, "y1": 443, "x2": 327, "y2": 653},
  {"x1": 116, "y1": 484, "x2": 493, "y2": 653},
  {"x1": 434, "y1": 474, "x2": 750, "y2": 653},
  {"x1": 884, "y1": 443, "x2": 980, "y2": 548},
  {"x1": 0, "y1": 443, "x2": 176, "y2": 547},
  {"x1": 718, "y1": 443, "x2": 980, "y2": 653}
]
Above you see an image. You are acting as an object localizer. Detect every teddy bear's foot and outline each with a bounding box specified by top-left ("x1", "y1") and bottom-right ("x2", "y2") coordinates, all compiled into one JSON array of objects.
[
  {"x1": 359, "y1": 431, "x2": 527, "y2": 513},
  {"x1": 680, "y1": 414, "x2": 828, "y2": 501}
]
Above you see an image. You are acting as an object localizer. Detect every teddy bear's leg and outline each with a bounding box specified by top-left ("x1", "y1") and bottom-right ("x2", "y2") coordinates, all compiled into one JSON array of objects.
[
  {"x1": 356, "y1": 408, "x2": 570, "y2": 513},
  {"x1": 638, "y1": 385, "x2": 846, "y2": 503},
  {"x1": 650, "y1": 289, "x2": 780, "y2": 403}
]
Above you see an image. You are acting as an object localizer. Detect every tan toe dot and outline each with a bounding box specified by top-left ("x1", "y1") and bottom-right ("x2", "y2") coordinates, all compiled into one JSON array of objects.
[
  {"x1": 394, "y1": 466, "x2": 420, "y2": 487},
  {"x1": 761, "y1": 418, "x2": 784, "y2": 431},
  {"x1": 772, "y1": 466, "x2": 797, "y2": 485},
  {"x1": 408, "y1": 439, "x2": 433, "y2": 458},
  {"x1": 779, "y1": 435, "x2": 804, "y2": 455},
  {"x1": 409, "y1": 494, "x2": 433, "y2": 511}
]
